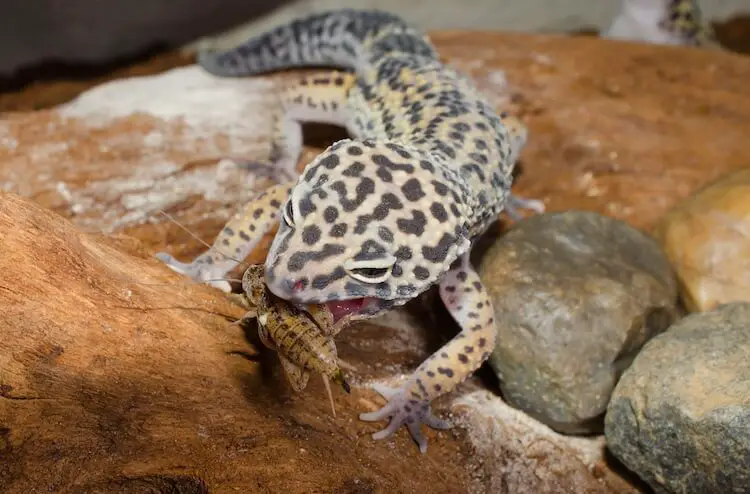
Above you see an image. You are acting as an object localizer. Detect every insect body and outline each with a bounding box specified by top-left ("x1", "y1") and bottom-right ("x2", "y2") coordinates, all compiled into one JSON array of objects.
[{"x1": 237, "y1": 264, "x2": 351, "y2": 416}]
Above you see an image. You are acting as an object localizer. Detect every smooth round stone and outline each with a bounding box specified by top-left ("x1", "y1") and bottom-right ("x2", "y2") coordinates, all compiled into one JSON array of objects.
[
  {"x1": 605, "y1": 302, "x2": 750, "y2": 494},
  {"x1": 654, "y1": 168, "x2": 750, "y2": 312},
  {"x1": 478, "y1": 211, "x2": 678, "y2": 434}
]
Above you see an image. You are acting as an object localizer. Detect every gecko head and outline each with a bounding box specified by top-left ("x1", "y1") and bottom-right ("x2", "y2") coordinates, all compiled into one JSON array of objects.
[
  {"x1": 264, "y1": 138, "x2": 471, "y2": 324},
  {"x1": 606, "y1": 0, "x2": 708, "y2": 46}
]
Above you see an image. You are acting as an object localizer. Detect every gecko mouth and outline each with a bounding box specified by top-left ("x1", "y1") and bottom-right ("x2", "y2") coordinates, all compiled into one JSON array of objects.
[{"x1": 324, "y1": 297, "x2": 383, "y2": 323}]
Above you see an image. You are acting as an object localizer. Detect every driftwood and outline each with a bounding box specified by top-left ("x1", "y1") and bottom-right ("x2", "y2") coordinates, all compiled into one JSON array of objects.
[{"x1": 0, "y1": 192, "x2": 470, "y2": 493}]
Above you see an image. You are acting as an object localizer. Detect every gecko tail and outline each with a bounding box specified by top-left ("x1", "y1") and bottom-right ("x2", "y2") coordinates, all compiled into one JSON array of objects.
[{"x1": 196, "y1": 9, "x2": 438, "y2": 77}]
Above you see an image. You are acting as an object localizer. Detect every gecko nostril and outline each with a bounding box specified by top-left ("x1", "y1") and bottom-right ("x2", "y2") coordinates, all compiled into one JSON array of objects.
[{"x1": 292, "y1": 279, "x2": 307, "y2": 292}]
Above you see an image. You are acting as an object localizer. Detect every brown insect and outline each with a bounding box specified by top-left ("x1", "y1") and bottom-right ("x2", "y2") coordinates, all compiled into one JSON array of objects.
[{"x1": 234, "y1": 264, "x2": 354, "y2": 416}]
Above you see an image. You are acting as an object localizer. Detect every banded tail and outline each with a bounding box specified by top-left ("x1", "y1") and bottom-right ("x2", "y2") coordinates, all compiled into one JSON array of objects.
[{"x1": 197, "y1": 9, "x2": 439, "y2": 77}]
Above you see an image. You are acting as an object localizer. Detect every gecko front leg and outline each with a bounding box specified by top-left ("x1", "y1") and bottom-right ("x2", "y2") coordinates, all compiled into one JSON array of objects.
[
  {"x1": 155, "y1": 181, "x2": 292, "y2": 291},
  {"x1": 359, "y1": 253, "x2": 497, "y2": 453},
  {"x1": 156, "y1": 71, "x2": 358, "y2": 290}
]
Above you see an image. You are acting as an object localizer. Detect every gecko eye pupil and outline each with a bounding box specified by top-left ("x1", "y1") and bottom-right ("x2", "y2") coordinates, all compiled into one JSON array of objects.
[{"x1": 348, "y1": 266, "x2": 392, "y2": 284}]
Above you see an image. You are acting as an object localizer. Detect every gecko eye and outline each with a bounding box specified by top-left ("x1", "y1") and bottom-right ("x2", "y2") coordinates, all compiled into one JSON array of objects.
[
  {"x1": 347, "y1": 266, "x2": 393, "y2": 284},
  {"x1": 282, "y1": 199, "x2": 295, "y2": 227}
]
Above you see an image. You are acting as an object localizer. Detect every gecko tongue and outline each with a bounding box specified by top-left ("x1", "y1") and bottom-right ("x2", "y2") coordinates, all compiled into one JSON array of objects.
[{"x1": 325, "y1": 298, "x2": 368, "y2": 323}]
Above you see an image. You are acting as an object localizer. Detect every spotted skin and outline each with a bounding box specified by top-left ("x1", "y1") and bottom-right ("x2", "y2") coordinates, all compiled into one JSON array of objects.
[
  {"x1": 156, "y1": 181, "x2": 293, "y2": 291},
  {"x1": 158, "y1": 9, "x2": 544, "y2": 452},
  {"x1": 661, "y1": 0, "x2": 717, "y2": 47},
  {"x1": 605, "y1": 0, "x2": 719, "y2": 48}
]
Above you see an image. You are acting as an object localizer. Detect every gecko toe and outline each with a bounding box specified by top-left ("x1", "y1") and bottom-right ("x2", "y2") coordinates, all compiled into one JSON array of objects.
[
  {"x1": 406, "y1": 421, "x2": 428, "y2": 453},
  {"x1": 370, "y1": 382, "x2": 401, "y2": 399},
  {"x1": 360, "y1": 384, "x2": 448, "y2": 453},
  {"x1": 423, "y1": 411, "x2": 452, "y2": 430},
  {"x1": 155, "y1": 252, "x2": 232, "y2": 292}
]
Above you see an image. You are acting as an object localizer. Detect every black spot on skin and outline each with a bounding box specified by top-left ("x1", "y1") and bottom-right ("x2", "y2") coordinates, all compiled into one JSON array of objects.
[
  {"x1": 286, "y1": 244, "x2": 346, "y2": 272},
  {"x1": 353, "y1": 239, "x2": 388, "y2": 262},
  {"x1": 388, "y1": 144, "x2": 412, "y2": 159},
  {"x1": 345, "y1": 282, "x2": 369, "y2": 297},
  {"x1": 472, "y1": 281, "x2": 482, "y2": 290},
  {"x1": 476, "y1": 302, "x2": 484, "y2": 309},
  {"x1": 223, "y1": 227, "x2": 235, "y2": 236},
  {"x1": 302, "y1": 225, "x2": 321, "y2": 245},
  {"x1": 419, "y1": 160, "x2": 434, "y2": 172},
  {"x1": 221, "y1": 239, "x2": 230, "y2": 246},
  {"x1": 437, "y1": 367, "x2": 454, "y2": 378},
  {"x1": 397, "y1": 210, "x2": 427, "y2": 236},
  {"x1": 376, "y1": 167, "x2": 393, "y2": 182},
  {"x1": 270, "y1": 199, "x2": 281, "y2": 208},
  {"x1": 444, "y1": 285, "x2": 455, "y2": 293},
  {"x1": 464, "y1": 345, "x2": 474, "y2": 353},
  {"x1": 320, "y1": 154, "x2": 340, "y2": 169},
  {"x1": 401, "y1": 178, "x2": 425, "y2": 202},
  {"x1": 467, "y1": 312, "x2": 479, "y2": 319},
  {"x1": 252, "y1": 209, "x2": 263, "y2": 219},
  {"x1": 239, "y1": 231, "x2": 250, "y2": 241},
  {"x1": 431, "y1": 180, "x2": 449, "y2": 196},
  {"x1": 323, "y1": 206, "x2": 338, "y2": 223},
  {"x1": 441, "y1": 352, "x2": 448, "y2": 358},
  {"x1": 413, "y1": 266, "x2": 430, "y2": 280},
  {"x1": 394, "y1": 246, "x2": 412, "y2": 261},
  {"x1": 298, "y1": 197, "x2": 316, "y2": 217},
  {"x1": 343, "y1": 161, "x2": 365, "y2": 177},
  {"x1": 430, "y1": 202, "x2": 448, "y2": 222},
  {"x1": 461, "y1": 163, "x2": 486, "y2": 182},
  {"x1": 478, "y1": 338, "x2": 487, "y2": 347},
  {"x1": 378, "y1": 226, "x2": 394, "y2": 243},
  {"x1": 374, "y1": 283, "x2": 391, "y2": 298},
  {"x1": 488, "y1": 317, "x2": 494, "y2": 324},
  {"x1": 397, "y1": 284, "x2": 417, "y2": 296},
  {"x1": 458, "y1": 354, "x2": 469, "y2": 364},
  {"x1": 434, "y1": 384, "x2": 442, "y2": 392},
  {"x1": 347, "y1": 146, "x2": 363, "y2": 156},
  {"x1": 372, "y1": 154, "x2": 415, "y2": 173},
  {"x1": 453, "y1": 122, "x2": 470, "y2": 132},
  {"x1": 329, "y1": 223, "x2": 347, "y2": 237},
  {"x1": 435, "y1": 141, "x2": 456, "y2": 159},
  {"x1": 427, "y1": 370, "x2": 435, "y2": 377},
  {"x1": 456, "y1": 271, "x2": 468, "y2": 282},
  {"x1": 474, "y1": 138, "x2": 487, "y2": 150},
  {"x1": 311, "y1": 267, "x2": 346, "y2": 290},
  {"x1": 470, "y1": 324, "x2": 482, "y2": 331},
  {"x1": 450, "y1": 203, "x2": 462, "y2": 218},
  {"x1": 391, "y1": 264, "x2": 403, "y2": 277},
  {"x1": 422, "y1": 233, "x2": 457, "y2": 264},
  {"x1": 330, "y1": 177, "x2": 376, "y2": 212},
  {"x1": 249, "y1": 225, "x2": 256, "y2": 232}
]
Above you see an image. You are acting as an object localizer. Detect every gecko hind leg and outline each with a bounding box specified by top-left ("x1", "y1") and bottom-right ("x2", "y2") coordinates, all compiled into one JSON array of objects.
[{"x1": 359, "y1": 253, "x2": 497, "y2": 453}]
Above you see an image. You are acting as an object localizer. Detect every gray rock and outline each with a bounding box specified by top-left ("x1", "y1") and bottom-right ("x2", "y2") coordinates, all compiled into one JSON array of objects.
[
  {"x1": 605, "y1": 302, "x2": 750, "y2": 494},
  {"x1": 477, "y1": 211, "x2": 678, "y2": 434}
]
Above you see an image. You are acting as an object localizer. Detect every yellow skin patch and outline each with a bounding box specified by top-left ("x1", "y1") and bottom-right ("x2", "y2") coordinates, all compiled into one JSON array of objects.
[{"x1": 158, "y1": 9, "x2": 546, "y2": 452}]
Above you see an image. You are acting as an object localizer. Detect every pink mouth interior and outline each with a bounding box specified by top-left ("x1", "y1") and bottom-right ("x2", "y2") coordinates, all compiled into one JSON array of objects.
[{"x1": 325, "y1": 297, "x2": 368, "y2": 323}]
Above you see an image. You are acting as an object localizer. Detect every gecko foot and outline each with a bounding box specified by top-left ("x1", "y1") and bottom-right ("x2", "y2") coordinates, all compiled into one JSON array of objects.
[
  {"x1": 359, "y1": 382, "x2": 452, "y2": 453},
  {"x1": 154, "y1": 252, "x2": 232, "y2": 292},
  {"x1": 505, "y1": 194, "x2": 546, "y2": 221}
]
